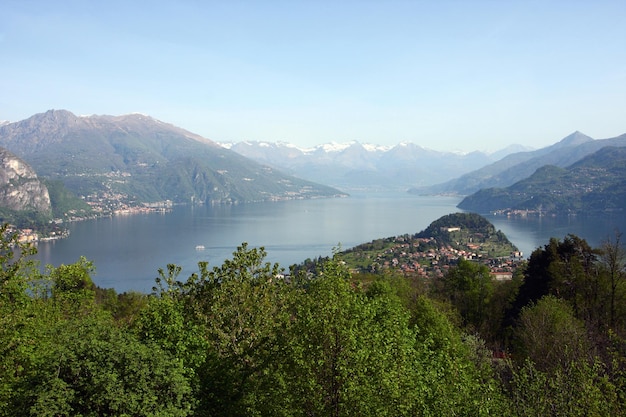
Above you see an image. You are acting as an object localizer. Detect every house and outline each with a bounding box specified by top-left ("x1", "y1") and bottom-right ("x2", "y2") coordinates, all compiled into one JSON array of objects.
[{"x1": 491, "y1": 271, "x2": 513, "y2": 281}]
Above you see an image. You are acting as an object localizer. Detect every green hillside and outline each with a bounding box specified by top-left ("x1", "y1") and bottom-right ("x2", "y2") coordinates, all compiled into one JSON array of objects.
[
  {"x1": 311, "y1": 213, "x2": 519, "y2": 276},
  {"x1": 458, "y1": 146, "x2": 626, "y2": 214}
]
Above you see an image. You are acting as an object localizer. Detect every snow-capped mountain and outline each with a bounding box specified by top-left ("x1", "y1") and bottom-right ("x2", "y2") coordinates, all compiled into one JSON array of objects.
[{"x1": 221, "y1": 140, "x2": 528, "y2": 192}]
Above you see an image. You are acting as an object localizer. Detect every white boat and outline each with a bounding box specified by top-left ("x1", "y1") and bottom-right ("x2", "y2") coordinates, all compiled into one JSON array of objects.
[{"x1": 195, "y1": 245, "x2": 205, "y2": 250}]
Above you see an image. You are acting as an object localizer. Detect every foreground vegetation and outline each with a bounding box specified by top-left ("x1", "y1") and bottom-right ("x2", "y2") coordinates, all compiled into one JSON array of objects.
[{"x1": 2, "y1": 222, "x2": 626, "y2": 416}]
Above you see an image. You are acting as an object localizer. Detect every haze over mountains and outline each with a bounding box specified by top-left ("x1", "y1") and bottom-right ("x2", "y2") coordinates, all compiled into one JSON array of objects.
[
  {"x1": 411, "y1": 131, "x2": 626, "y2": 196},
  {"x1": 224, "y1": 130, "x2": 626, "y2": 216},
  {"x1": 222, "y1": 140, "x2": 532, "y2": 192}
]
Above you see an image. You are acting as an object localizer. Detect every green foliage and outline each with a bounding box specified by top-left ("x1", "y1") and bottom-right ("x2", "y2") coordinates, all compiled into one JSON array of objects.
[
  {"x1": 514, "y1": 296, "x2": 590, "y2": 373},
  {"x1": 43, "y1": 179, "x2": 92, "y2": 219},
  {"x1": 0, "y1": 224, "x2": 41, "y2": 307},
  {"x1": 136, "y1": 293, "x2": 207, "y2": 379},
  {"x1": 437, "y1": 258, "x2": 494, "y2": 332},
  {"x1": 430, "y1": 257, "x2": 523, "y2": 344},
  {"x1": 8, "y1": 312, "x2": 193, "y2": 416},
  {"x1": 283, "y1": 258, "x2": 420, "y2": 416},
  {"x1": 417, "y1": 212, "x2": 496, "y2": 238},
  {"x1": 137, "y1": 244, "x2": 292, "y2": 416},
  {"x1": 0, "y1": 225, "x2": 43, "y2": 412},
  {"x1": 0, "y1": 238, "x2": 194, "y2": 416},
  {"x1": 499, "y1": 233, "x2": 626, "y2": 415},
  {"x1": 410, "y1": 295, "x2": 508, "y2": 416},
  {"x1": 281, "y1": 258, "x2": 508, "y2": 416},
  {"x1": 92, "y1": 286, "x2": 150, "y2": 325},
  {"x1": 507, "y1": 358, "x2": 619, "y2": 416},
  {"x1": 599, "y1": 231, "x2": 626, "y2": 329},
  {"x1": 50, "y1": 256, "x2": 95, "y2": 294},
  {"x1": 0, "y1": 207, "x2": 52, "y2": 231},
  {"x1": 47, "y1": 256, "x2": 97, "y2": 315},
  {"x1": 509, "y1": 235, "x2": 600, "y2": 324}
]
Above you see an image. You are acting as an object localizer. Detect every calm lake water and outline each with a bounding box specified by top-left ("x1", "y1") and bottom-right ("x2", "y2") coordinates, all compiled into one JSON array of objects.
[{"x1": 33, "y1": 193, "x2": 626, "y2": 293}]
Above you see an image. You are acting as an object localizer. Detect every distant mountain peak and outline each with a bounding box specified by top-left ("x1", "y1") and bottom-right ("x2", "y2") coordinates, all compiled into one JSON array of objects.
[
  {"x1": 554, "y1": 131, "x2": 593, "y2": 148},
  {"x1": 34, "y1": 109, "x2": 78, "y2": 122},
  {"x1": 414, "y1": 130, "x2": 626, "y2": 196},
  {"x1": 43, "y1": 109, "x2": 74, "y2": 117},
  {"x1": 313, "y1": 141, "x2": 360, "y2": 153}
]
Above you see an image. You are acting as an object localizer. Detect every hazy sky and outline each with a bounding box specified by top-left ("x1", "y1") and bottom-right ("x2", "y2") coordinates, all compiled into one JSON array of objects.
[{"x1": 2, "y1": 1, "x2": 625, "y2": 151}]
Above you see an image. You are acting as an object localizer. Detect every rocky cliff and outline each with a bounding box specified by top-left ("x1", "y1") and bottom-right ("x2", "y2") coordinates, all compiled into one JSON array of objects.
[{"x1": 0, "y1": 147, "x2": 51, "y2": 214}]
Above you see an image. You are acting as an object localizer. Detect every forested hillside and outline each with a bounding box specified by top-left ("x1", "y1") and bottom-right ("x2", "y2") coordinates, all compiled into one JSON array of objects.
[
  {"x1": 2, "y1": 223, "x2": 626, "y2": 416},
  {"x1": 459, "y1": 146, "x2": 626, "y2": 214}
]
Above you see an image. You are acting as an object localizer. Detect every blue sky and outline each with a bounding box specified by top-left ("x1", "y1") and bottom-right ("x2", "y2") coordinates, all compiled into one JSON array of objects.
[{"x1": 2, "y1": 1, "x2": 625, "y2": 151}]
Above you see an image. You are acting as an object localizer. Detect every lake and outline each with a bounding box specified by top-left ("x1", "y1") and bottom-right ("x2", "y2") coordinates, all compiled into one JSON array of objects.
[{"x1": 33, "y1": 193, "x2": 626, "y2": 293}]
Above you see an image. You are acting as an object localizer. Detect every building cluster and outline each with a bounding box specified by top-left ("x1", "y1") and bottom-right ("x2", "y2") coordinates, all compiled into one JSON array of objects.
[
  {"x1": 6, "y1": 226, "x2": 68, "y2": 244},
  {"x1": 353, "y1": 234, "x2": 524, "y2": 280}
]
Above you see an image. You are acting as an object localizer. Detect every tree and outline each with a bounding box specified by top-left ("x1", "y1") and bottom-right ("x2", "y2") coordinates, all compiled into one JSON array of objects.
[
  {"x1": 437, "y1": 258, "x2": 494, "y2": 333},
  {"x1": 0, "y1": 223, "x2": 42, "y2": 412},
  {"x1": 513, "y1": 295, "x2": 590, "y2": 373},
  {"x1": 507, "y1": 356, "x2": 620, "y2": 417},
  {"x1": 167, "y1": 243, "x2": 292, "y2": 416},
  {"x1": 548, "y1": 235, "x2": 601, "y2": 323},
  {"x1": 508, "y1": 235, "x2": 600, "y2": 325},
  {"x1": 283, "y1": 258, "x2": 420, "y2": 416},
  {"x1": 135, "y1": 291, "x2": 207, "y2": 381},
  {"x1": 95, "y1": 288, "x2": 148, "y2": 324},
  {"x1": 9, "y1": 312, "x2": 194, "y2": 416},
  {"x1": 599, "y1": 230, "x2": 626, "y2": 329},
  {"x1": 283, "y1": 258, "x2": 508, "y2": 416},
  {"x1": 0, "y1": 223, "x2": 38, "y2": 305},
  {"x1": 410, "y1": 295, "x2": 508, "y2": 416},
  {"x1": 0, "y1": 247, "x2": 195, "y2": 417},
  {"x1": 48, "y1": 256, "x2": 97, "y2": 316}
]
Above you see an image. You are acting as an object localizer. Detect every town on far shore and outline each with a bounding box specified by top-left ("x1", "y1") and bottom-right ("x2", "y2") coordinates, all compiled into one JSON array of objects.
[{"x1": 8, "y1": 198, "x2": 174, "y2": 245}]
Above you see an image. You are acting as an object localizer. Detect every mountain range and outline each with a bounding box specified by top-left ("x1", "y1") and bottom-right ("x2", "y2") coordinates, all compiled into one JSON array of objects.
[
  {"x1": 2, "y1": 109, "x2": 624, "y2": 225},
  {"x1": 410, "y1": 131, "x2": 626, "y2": 196},
  {"x1": 0, "y1": 110, "x2": 346, "y2": 213},
  {"x1": 222, "y1": 140, "x2": 531, "y2": 191},
  {"x1": 458, "y1": 146, "x2": 626, "y2": 214},
  {"x1": 225, "y1": 130, "x2": 626, "y2": 215}
]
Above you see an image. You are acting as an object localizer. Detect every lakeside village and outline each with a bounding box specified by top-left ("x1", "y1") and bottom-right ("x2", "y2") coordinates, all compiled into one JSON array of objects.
[
  {"x1": 343, "y1": 227, "x2": 525, "y2": 282},
  {"x1": 13, "y1": 194, "x2": 174, "y2": 245},
  {"x1": 14, "y1": 176, "x2": 344, "y2": 244}
]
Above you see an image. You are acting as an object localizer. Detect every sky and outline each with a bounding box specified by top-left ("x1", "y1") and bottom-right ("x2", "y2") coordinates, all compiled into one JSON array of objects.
[{"x1": 1, "y1": 1, "x2": 625, "y2": 152}]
